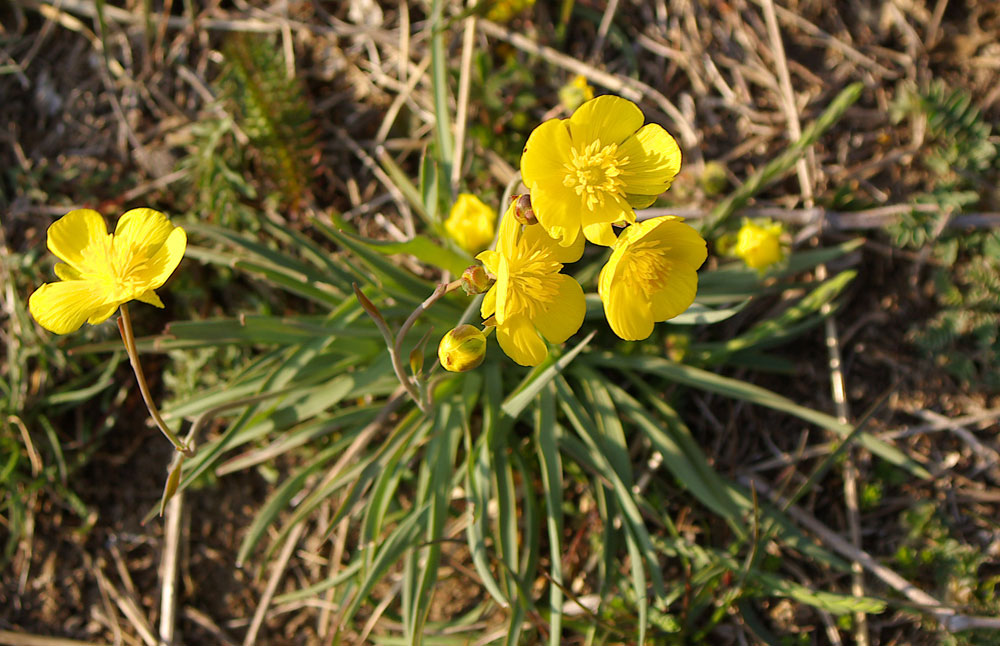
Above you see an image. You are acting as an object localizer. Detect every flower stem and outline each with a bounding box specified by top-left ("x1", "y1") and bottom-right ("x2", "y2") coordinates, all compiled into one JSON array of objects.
[{"x1": 117, "y1": 304, "x2": 194, "y2": 457}]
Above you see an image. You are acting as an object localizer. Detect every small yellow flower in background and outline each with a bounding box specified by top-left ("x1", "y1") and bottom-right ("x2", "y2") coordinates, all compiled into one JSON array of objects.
[
  {"x1": 599, "y1": 216, "x2": 707, "y2": 341},
  {"x1": 438, "y1": 324, "x2": 488, "y2": 372},
  {"x1": 29, "y1": 208, "x2": 187, "y2": 334},
  {"x1": 485, "y1": 0, "x2": 535, "y2": 22},
  {"x1": 477, "y1": 201, "x2": 585, "y2": 366},
  {"x1": 521, "y1": 95, "x2": 681, "y2": 247},
  {"x1": 558, "y1": 75, "x2": 595, "y2": 112},
  {"x1": 445, "y1": 193, "x2": 497, "y2": 254},
  {"x1": 733, "y1": 218, "x2": 785, "y2": 271}
]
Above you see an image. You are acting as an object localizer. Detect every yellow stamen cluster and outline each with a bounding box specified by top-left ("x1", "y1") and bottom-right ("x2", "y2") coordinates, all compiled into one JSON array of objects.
[{"x1": 563, "y1": 141, "x2": 628, "y2": 211}]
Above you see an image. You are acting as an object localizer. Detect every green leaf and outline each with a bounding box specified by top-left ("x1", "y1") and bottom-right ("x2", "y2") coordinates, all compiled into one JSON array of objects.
[
  {"x1": 501, "y1": 331, "x2": 596, "y2": 419},
  {"x1": 585, "y1": 353, "x2": 932, "y2": 480}
]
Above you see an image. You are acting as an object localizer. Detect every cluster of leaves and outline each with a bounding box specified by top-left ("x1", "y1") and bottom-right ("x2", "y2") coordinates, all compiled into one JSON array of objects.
[
  {"x1": 894, "y1": 503, "x2": 1000, "y2": 646},
  {"x1": 0, "y1": 249, "x2": 117, "y2": 566},
  {"x1": 889, "y1": 81, "x2": 1000, "y2": 388},
  {"x1": 179, "y1": 33, "x2": 315, "y2": 227},
  {"x1": 131, "y1": 186, "x2": 923, "y2": 644}
]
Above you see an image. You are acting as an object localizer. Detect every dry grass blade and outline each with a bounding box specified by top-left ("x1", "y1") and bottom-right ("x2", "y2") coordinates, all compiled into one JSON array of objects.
[{"x1": 0, "y1": 630, "x2": 113, "y2": 646}]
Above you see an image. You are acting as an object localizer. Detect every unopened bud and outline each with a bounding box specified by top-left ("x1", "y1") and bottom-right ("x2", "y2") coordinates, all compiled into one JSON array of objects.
[
  {"x1": 409, "y1": 346, "x2": 425, "y2": 376},
  {"x1": 512, "y1": 194, "x2": 537, "y2": 226},
  {"x1": 461, "y1": 265, "x2": 493, "y2": 295},
  {"x1": 438, "y1": 325, "x2": 487, "y2": 372}
]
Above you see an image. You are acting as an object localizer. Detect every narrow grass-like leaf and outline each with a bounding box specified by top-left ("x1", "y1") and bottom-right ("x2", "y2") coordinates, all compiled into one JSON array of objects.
[
  {"x1": 406, "y1": 397, "x2": 463, "y2": 644},
  {"x1": 702, "y1": 83, "x2": 863, "y2": 235},
  {"x1": 534, "y1": 385, "x2": 564, "y2": 646},
  {"x1": 697, "y1": 270, "x2": 856, "y2": 364},
  {"x1": 237, "y1": 441, "x2": 345, "y2": 565},
  {"x1": 312, "y1": 219, "x2": 437, "y2": 301},
  {"x1": 501, "y1": 331, "x2": 595, "y2": 420},
  {"x1": 755, "y1": 573, "x2": 886, "y2": 615},
  {"x1": 611, "y1": 378, "x2": 848, "y2": 569},
  {"x1": 429, "y1": 0, "x2": 453, "y2": 171},
  {"x1": 586, "y1": 353, "x2": 931, "y2": 479},
  {"x1": 466, "y1": 364, "x2": 510, "y2": 606},
  {"x1": 334, "y1": 231, "x2": 472, "y2": 278},
  {"x1": 554, "y1": 377, "x2": 665, "y2": 598}
]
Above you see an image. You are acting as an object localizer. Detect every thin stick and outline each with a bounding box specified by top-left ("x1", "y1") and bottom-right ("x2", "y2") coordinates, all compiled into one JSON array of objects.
[
  {"x1": 451, "y1": 14, "x2": 476, "y2": 191},
  {"x1": 589, "y1": 0, "x2": 620, "y2": 61},
  {"x1": 0, "y1": 630, "x2": 114, "y2": 646},
  {"x1": 159, "y1": 489, "x2": 184, "y2": 645},
  {"x1": 243, "y1": 521, "x2": 307, "y2": 646},
  {"x1": 118, "y1": 305, "x2": 193, "y2": 456}
]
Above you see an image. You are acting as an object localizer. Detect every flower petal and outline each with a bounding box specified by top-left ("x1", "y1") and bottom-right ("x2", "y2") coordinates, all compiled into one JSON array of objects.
[
  {"x1": 114, "y1": 208, "x2": 176, "y2": 253},
  {"x1": 532, "y1": 274, "x2": 585, "y2": 344},
  {"x1": 131, "y1": 226, "x2": 187, "y2": 290},
  {"x1": 29, "y1": 280, "x2": 108, "y2": 335},
  {"x1": 583, "y1": 221, "x2": 618, "y2": 247},
  {"x1": 135, "y1": 290, "x2": 165, "y2": 308},
  {"x1": 603, "y1": 281, "x2": 655, "y2": 341},
  {"x1": 87, "y1": 302, "x2": 121, "y2": 325},
  {"x1": 521, "y1": 119, "x2": 572, "y2": 188},
  {"x1": 496, "y1": 314, "x2": 548, "y2": 367},
  {"x1": 530, "y1": 186, "x2": 582, "y2": 247},
  {"x1": 494, "y1": 253, "x2": 511, "y2": 325},
  {"x1": 619, "y1": 123, "x2": 682, "y2": 196},
  {"x1": 644, "y1": 217, "x2": 709, "y2": 269},
  {"x1": 480, "y1": 285, "x2": 498, "y2": 319},
  {"x1": 47, "y1": 209, "x2": 108, "y2": 270},
  {"x1": 521, "y1": 218, "x2": 584, "y2": 264},
  {"x1": 649, "y1": 268, "x2": 698, "y2": 323},
  {"x1": 567, "y1": 96, "x2": 644, "y2": 147},
  {"x1": 54, "y1": 263, "x2": 82, "y2": 281}
]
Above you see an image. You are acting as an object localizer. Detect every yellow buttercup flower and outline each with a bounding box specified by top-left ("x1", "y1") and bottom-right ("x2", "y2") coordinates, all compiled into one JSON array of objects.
[
  {"x1": 445, "y1": 193, "x2": 497, "y2": 254},
  {"x1": 477, "y1": 202, "x2": 585, "y2": 366},
  {"x1": 29, "y1": 208, "x2": 187, "y2": 334},
  {"x1": 521, "y1": 95, "x2": 681, "y2": 247},
  {"x1": 734, "y1": 219, "x2": 785, "y2": 271},
  {"x1": 598, "y1": 216, "x2": 707, "y2": 341}
]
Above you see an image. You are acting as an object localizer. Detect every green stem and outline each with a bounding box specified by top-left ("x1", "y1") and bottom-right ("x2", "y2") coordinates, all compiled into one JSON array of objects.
[{"x1": 118, "y1": 304, "x2": 194, "y2": 457}]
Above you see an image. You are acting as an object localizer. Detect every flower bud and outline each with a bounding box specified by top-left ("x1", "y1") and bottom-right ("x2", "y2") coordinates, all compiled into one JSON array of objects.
[
  {"x1": 512, "y1": 193, "x2": 537, "y2": 226},
  {"x1": 699, "y1": 160, "x2": 729, "y2": 197},
  {"x1": 461, "y1": 265, "x2": 493, "y2": 296},
  {"x1": 733, "y1": 219, "x2": 786, "y2": 271},
  {"x1": 438, "y1": 325, "x2": 487, "y2": 372}
]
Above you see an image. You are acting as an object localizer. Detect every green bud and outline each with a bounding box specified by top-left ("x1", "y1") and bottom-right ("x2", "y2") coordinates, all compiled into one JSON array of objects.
[
  {"x1": 699, "y1": 161, "x2": 729, "y2": 197},
  {"x1": 512, "y1": 193, "x2": 537, "y2": 225},
  {"x1": 438, "y1": 325, "x2": 487, "y2": 372},
  {"x1": 461, "y1": 265, "x2": 494, "y2": 295}
]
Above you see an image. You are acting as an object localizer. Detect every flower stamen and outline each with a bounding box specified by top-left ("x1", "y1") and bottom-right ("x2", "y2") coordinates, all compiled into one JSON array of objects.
[{"x1": 562, "y1": 140, "x2": 628, "y2": 211}]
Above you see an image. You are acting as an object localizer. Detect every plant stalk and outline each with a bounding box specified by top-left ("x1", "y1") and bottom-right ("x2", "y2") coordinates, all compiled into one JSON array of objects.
[{"x1": 118, "y1": 304, "x2": 194, "y2": 457}]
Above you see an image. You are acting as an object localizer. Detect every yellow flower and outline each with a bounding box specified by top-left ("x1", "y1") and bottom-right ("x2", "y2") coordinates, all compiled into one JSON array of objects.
[
  {"x1": 438, "y1": 325, "x2": 488, "y2": 372},
  {"x1": 485, "y1": 0, "x2": 535, "y2": 22},
  {"x1": 29, "y1": 208, "x2": 187, "y2": 335},
  {"x1": 733, "y1": 219, "x2": 785, "y2": 271},
  {"x1": 445, "y1": 193, "x2": 497, "y2": 254},
  {"x1": 521, "y1": 95, "x2": 681, "y2": 247},
  {"x1": 477, "y1": 202, "x2": 585, "y2": 366},
  {"x1": 558, "y1": 75, "x2": 595, "y2": 112},
  {"x1": 598, "y1": 216, "x2": 707, "y2": 341}
]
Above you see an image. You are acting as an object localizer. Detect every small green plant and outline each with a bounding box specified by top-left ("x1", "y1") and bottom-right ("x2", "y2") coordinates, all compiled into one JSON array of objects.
[{"x1": 890, "y1": 81, "x2": 1000, "y2": 388}]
